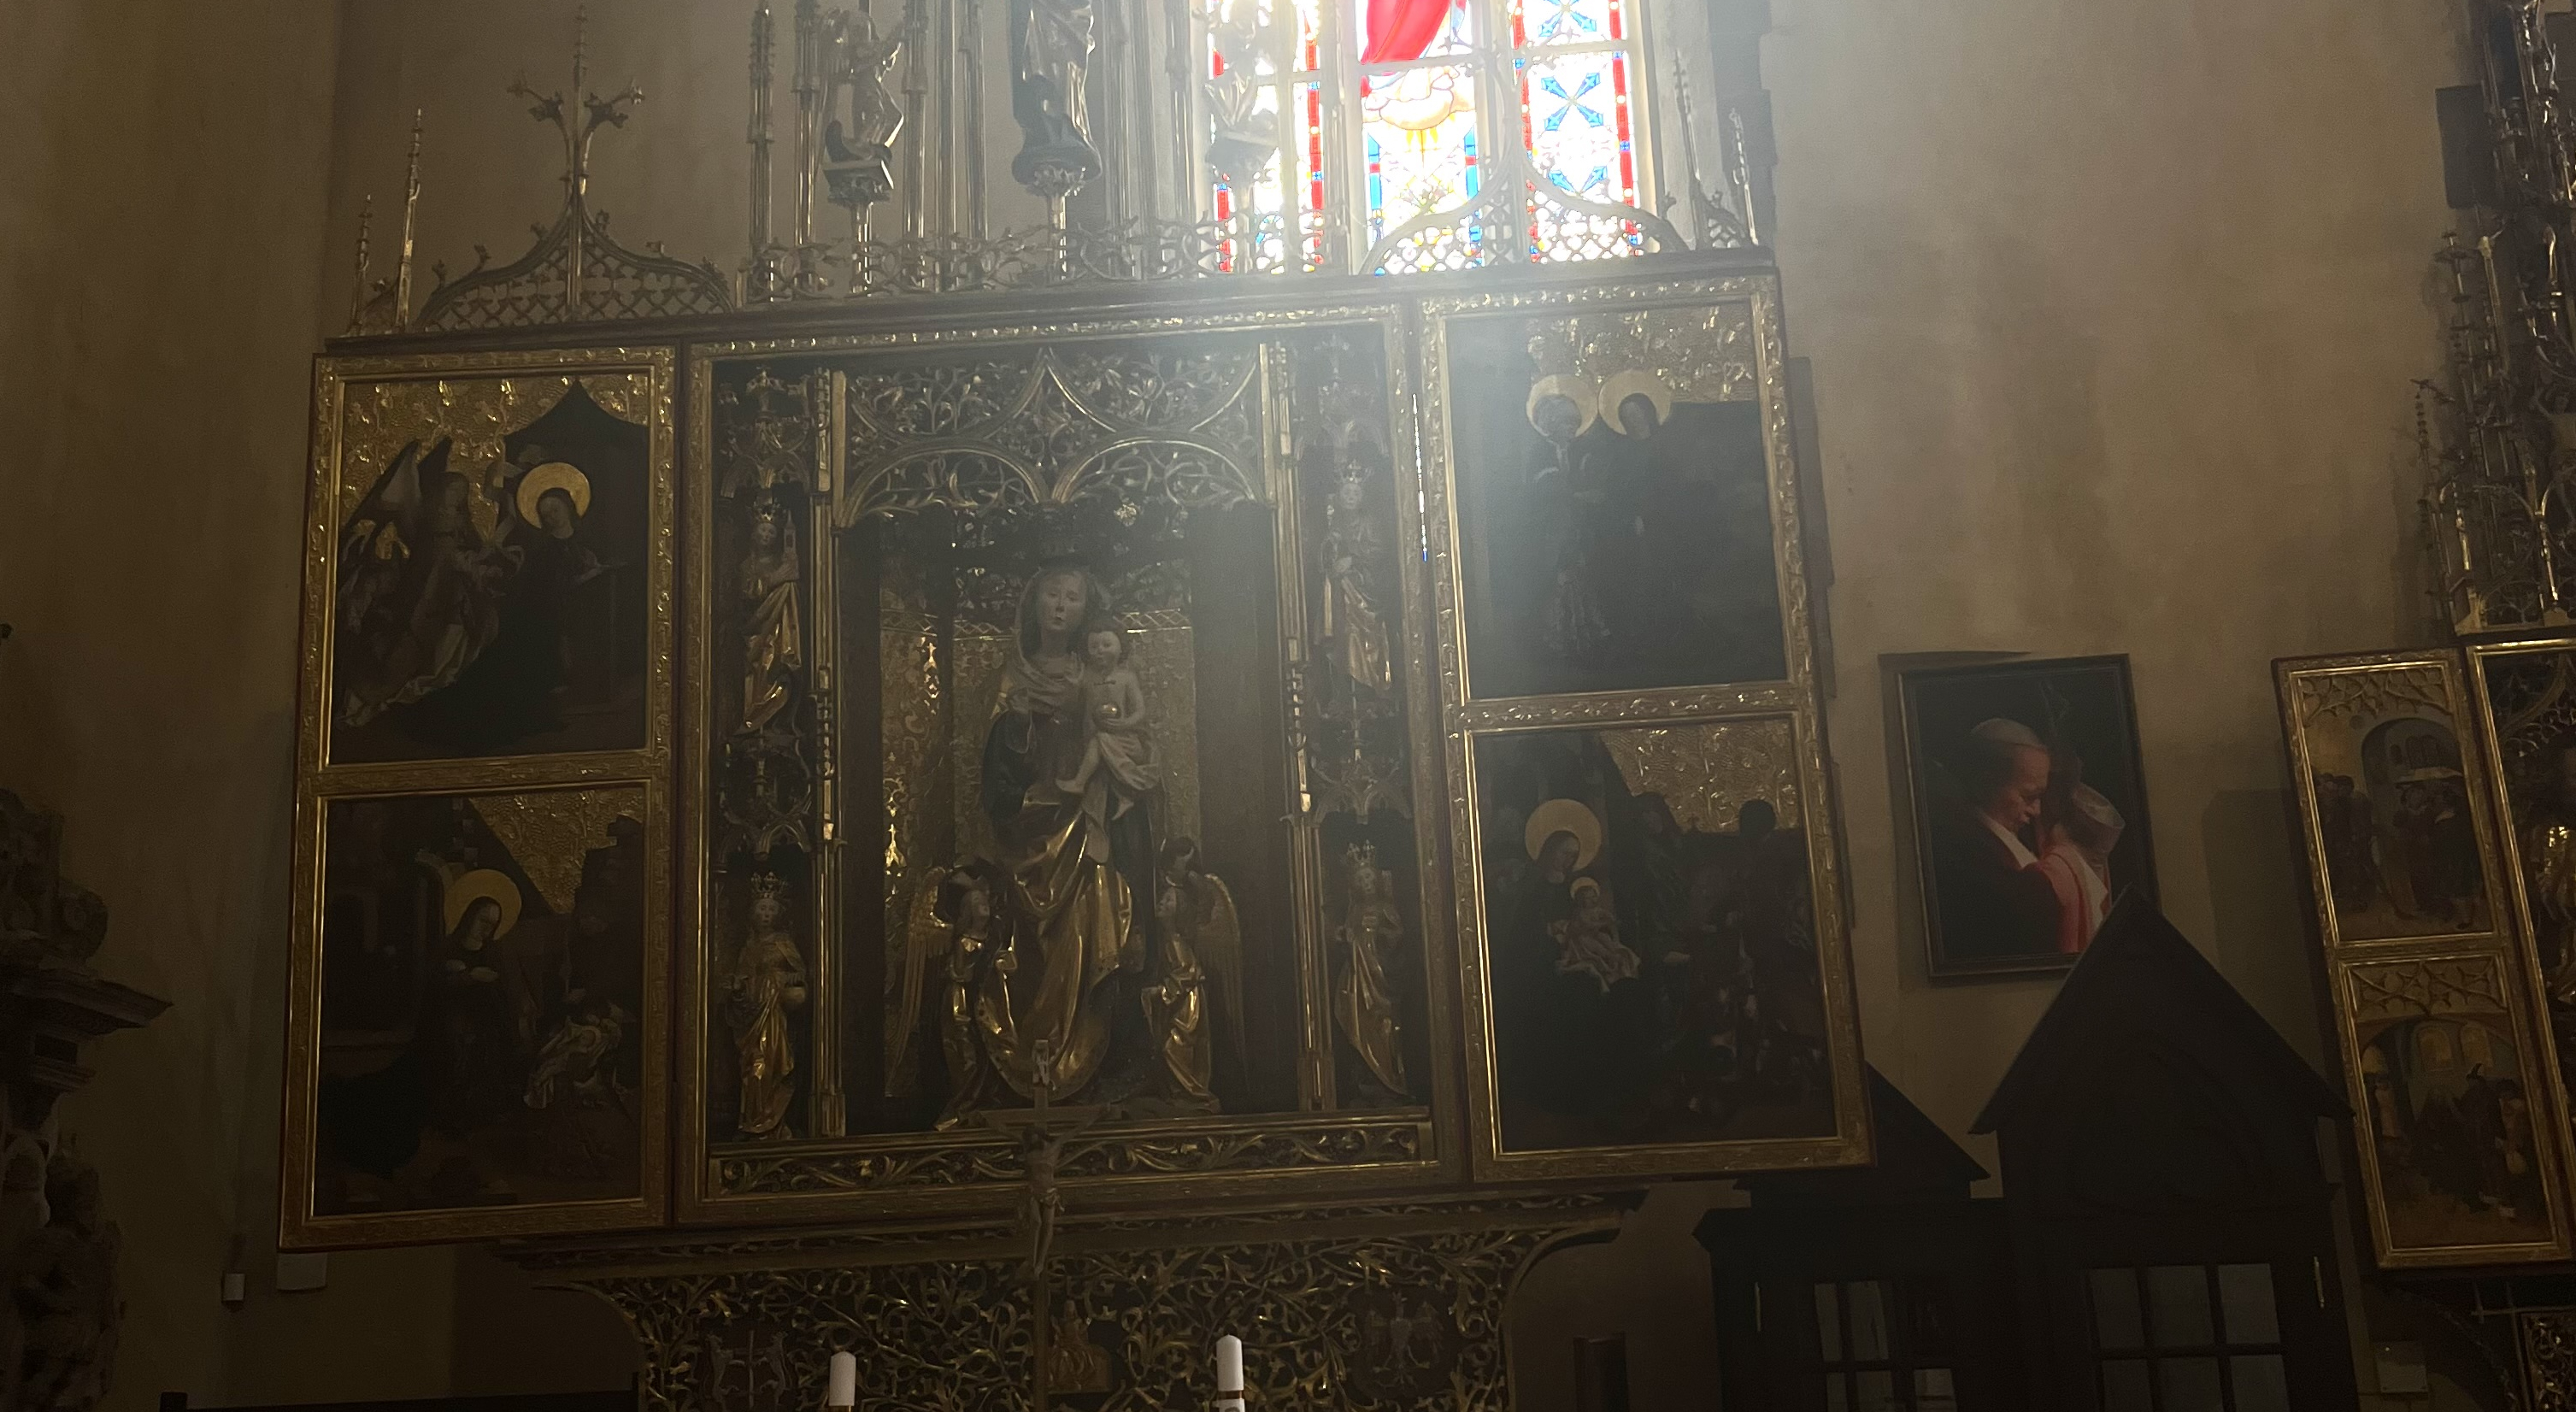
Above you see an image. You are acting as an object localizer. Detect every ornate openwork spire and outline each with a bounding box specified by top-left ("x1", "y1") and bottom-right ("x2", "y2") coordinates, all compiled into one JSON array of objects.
[{"x1": 343, "y1": 7, "x2": 733, "y2": 335}]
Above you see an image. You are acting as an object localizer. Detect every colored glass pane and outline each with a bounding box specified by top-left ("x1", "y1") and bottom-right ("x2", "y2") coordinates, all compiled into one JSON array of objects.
[
  {"x1": 1512, "y1": 0, "x2": 1624, "y2": 48},
  {"x1": 1362, "y1": 63, "x2": 1484, "y2": 257},
  {"x1": 1521, "y1": 49, "x2": 1635, "y2": 204}
]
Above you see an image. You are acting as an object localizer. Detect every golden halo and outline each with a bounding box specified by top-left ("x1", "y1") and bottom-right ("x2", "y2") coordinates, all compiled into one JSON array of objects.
[
  {"x1": 1600, "y1": 371, "x2": 1673, "y2": 434},
  {"x1": 443, "y1": 868, "x2": 524, "y2": 938},
  {"x1": 1569, "y1": 876, "x2": 1603, "y2": 903},
  {"x1": 514, "y1": 461, "x2": 592, "y2": 527},
  {"x1": 1524, "y1": 798, "x2": 1603, "y2": 871},
  {"x1": 1525, "y1": 374, "x2": 1599, "y2": 437}
]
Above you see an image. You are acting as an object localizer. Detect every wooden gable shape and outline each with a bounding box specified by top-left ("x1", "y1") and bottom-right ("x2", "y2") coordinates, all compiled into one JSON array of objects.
[
  {"x1": 1743, "y1": 1067, "x2": 1988, "y2": 1206},
  {"x1": 1970, "y1": 895, "x2": 2344, "y2": 1215}
]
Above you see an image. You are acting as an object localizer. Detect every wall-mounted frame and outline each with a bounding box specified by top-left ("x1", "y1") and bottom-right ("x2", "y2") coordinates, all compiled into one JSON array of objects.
[
  {"x1": 1417, "y1": 273, "x2": 1872, "y2": 1182},
  {"x1": 677, "y1": 304, "x2": 1461, "y2": 1222},
  {"x1": 2278, "y1": 650, "x2": 2569, "y2": 1268},
  {"x1": 282, "y1": 348, "x2": 677, "y2": 1246},
  {"x1": 1899, "y1": 655, "x2": 2159, "y2": 981}
]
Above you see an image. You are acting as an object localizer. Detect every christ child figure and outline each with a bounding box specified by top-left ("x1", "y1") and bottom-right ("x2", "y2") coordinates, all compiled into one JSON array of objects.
[{"x1": 1056, "y1": 613, "x2": 1161, "y2": 833}]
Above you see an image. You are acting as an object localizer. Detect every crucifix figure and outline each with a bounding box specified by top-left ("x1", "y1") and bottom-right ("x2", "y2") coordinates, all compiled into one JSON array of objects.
[{"x1": 984, "y1": 1038, "x2": 1099, "y2": 1285}]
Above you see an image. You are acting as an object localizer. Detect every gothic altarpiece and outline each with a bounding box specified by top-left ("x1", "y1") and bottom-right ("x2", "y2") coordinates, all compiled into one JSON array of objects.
[{"x1": 276, "y1": 5, "x2": 1860, "y2": 1409}]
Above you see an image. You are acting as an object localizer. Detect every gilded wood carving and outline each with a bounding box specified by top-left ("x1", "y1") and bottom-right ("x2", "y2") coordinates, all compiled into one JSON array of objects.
[{"x1": 680, "y1": 308, "x2": 1454, "y2": 1221}]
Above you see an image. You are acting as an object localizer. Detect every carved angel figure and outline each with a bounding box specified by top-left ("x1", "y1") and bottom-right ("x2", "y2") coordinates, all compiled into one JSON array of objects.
[
  {"x1": 822, "y1": 14, "x2": 906, "y2": 209},
  {"x1": 729, "y1": 876, "x2": 808, "y2": 1139},
  {"x1": 1155, "y1": 838, "x2": 1244, "y2": 1106},
  {"x1": 886, "y1": 862, "x2": 1011, "y2": 1127},
  {"x1": 1333, "y1": 843, "x2": 1411, "y2": 1098},
  {"x1": 740, "y1": 497, "x2": 803, "y2": 734}
]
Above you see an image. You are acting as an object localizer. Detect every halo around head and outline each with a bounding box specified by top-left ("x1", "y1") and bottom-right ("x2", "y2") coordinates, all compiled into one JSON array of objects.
[
  {"x1": 515, "y1": 461, "x2": 592, "y2": 526},
  {"x1": 1524, "y1": 797, "x2": 1604, "y2": 871},
  {"x1": 1526, "y1": 374, "x2": 1599, "y2": 437},
  {"x1": 444, "y1": 868, "x2": 524, "y2": 937},
  {"x1": 1600, "y1": 370, "x2": 1673, "y2": 434}
]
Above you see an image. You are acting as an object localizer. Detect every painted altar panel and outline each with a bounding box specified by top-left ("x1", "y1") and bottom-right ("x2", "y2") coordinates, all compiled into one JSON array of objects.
[
  {"x1": 2278, "y1": 650, "x2": 2576, "y2": 1268},
  {"x1": 312, "y1": 354, "x2": 673, "y2": 769},
  {"x1": 284, "y1": 350, "x2": 677, "y2": 1246},
  {"x1": 681, "y1": 311, "x2": 1455, "y2": 1221},
  {"x1": 1420, "y1": 274, "x2": 1872, "y2": 1182}
]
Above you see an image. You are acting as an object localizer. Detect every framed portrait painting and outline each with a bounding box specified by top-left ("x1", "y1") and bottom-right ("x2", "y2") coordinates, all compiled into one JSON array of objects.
[{"x1": 1899, "y1": 656, "x2": 2158, "y2": 980}]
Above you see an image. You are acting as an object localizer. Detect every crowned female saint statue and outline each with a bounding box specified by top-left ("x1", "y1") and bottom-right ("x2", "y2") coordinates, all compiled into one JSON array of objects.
[
  {"x1": 729, "y1": 874, "x2": 809, "y2": 1139},
  {"x1": 973, "y1": 565, "x2": 1156, "y2": 1101}
]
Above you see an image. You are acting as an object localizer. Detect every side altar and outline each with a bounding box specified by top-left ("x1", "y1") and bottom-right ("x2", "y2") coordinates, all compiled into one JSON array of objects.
[{"x1": 275, "y1": 8, "x2": 1855, "y2": 1408}]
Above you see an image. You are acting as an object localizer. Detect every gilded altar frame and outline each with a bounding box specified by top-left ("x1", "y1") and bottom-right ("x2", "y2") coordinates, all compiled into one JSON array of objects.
[
  {"x1": 281, "y1": 348, "x2": 678, "y2": 1247},
  {"x1": 2276, "y1": 650, "x2": 2570, "y2": 1268},
  {"x1": 1416, "y1": 274, "x2": 1874, "y2": 1183},
  {"x1": 677, "y1": 299, "x2": 1467, "y2": 1224}
]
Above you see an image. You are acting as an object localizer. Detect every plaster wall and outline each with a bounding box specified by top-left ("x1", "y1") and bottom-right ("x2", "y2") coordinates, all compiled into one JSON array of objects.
[{"x1": 0, "y1": 3, "x2": 629, "y2": 1408}]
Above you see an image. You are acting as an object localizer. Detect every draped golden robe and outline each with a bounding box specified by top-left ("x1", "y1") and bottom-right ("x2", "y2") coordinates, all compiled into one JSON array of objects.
[
  {"x1": 975, "y1": 648, "x2": 1144, "y2": 1100},
  {"x1": 731, "y1": 929, "x2": 805, "y2": 1137}
]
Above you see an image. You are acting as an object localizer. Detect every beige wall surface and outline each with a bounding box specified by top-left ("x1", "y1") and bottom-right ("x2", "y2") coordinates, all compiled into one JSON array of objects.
[
  {"x1": 0, "y1": 0, "x2": 2475, "y2": 1403},
  {"x1": 0, "y1": 3, "x2": 631, "y2": 1408}
]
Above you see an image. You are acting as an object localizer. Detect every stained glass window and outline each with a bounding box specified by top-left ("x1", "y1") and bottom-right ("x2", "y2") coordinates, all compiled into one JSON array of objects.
[{"x1": 1204, "y1": 0, "x2": 1657, "y2": 274}]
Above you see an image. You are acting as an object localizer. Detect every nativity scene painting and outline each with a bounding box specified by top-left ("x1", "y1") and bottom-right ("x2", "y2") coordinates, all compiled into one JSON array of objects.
[
  {"x1": 1469, "y1": 720, "x2": 1845, "y2": 1158},
  {"x1": 1442, "y1": 315, "x2": 1786, "y2": 701},
  {"x1": 298, "y1": 783, "x2": 659, "y2": 1233},
  {"x1": 327, "y1": 376, "x2": 656, "y2": 765}
]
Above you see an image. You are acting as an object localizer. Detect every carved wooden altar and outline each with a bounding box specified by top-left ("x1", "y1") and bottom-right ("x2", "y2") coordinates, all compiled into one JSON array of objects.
[{"x1": 275, "y1": 9, "x2": 1856, "y2": 1408}]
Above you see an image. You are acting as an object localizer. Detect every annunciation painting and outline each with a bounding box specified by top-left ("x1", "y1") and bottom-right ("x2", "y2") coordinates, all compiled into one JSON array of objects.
[
  {"x1": 2279, "y1": 656, "x2": 2499, "y2": 947},
  {"x1": 315, "y1": 352, "x2": 673, "y2": 766},
  {"x1": 285, "y1": 781, "x2": 668, "y2": 1244},
  {"x1": 1899, "y1": 656, "x2": 2157, "y2": 980},
  {"x1": 683, "y1": 320, "x2": 1448, "y2": 1216},
  {"x1": 1467, "y1": 719, "x2": 1842, "y2": 1159},
  {"x1": 1441, "y1": 305, "x2": 1785, "y2": 700}
]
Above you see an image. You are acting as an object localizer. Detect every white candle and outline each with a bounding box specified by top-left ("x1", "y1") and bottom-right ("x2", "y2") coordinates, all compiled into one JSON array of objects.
[
  {"x1": 827, "y1": 1350, "x2": 857, "y2": 1409},
  {"x1": 1217, "y1": 1335, "x2": 1244, "y2": 1407}
]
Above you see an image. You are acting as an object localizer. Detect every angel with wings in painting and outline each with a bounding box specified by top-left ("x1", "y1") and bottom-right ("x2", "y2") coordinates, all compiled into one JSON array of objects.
[{"x1": 333, "y1": 438, "x2": 523, "y2": 728}]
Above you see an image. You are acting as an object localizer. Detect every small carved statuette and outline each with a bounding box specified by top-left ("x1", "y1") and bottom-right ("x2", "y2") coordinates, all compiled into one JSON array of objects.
[
  {"x1": 1043, "y1": 1301, "x2": 1115, "y2": 1393},
  {"x1": 1321, "y1": 460, "x2": 1393, "y2": 697},
  {"x1": 1008, "y1": 0, "x2": 1100, "y2": 205},
  {"x1": 740, "y1": 497, "x2": 803, "y2": 735},
  {"x1": 729, "y1": 874, "x2": 809, "y2": 1139},
  {"x1": 1333, "y1": 843, "x2": 1411, "y2": 1099},
  {"x1": 822, "y1": 14, "x2": 907, "y2": 211}
]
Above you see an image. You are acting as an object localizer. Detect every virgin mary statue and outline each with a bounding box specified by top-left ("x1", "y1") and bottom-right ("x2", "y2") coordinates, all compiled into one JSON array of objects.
[{"x1": 976, "y1": 565, "x2": 1156, "y2": 1100}]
